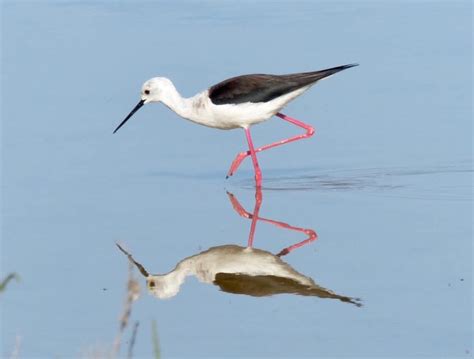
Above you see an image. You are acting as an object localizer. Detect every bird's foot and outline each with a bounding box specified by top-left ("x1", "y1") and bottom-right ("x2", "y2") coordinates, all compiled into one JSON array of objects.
[{"x1": 226, "y1": 151, "x2": 250, "y2": 178}]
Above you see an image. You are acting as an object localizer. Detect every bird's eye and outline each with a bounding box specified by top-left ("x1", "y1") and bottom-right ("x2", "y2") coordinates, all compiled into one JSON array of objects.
[
  {"x1": 149, "y1": 280, "x2": 155, "y2": 287},
  {"x1": 144, "y1": 89, "x2": 150, "y2": 95}
]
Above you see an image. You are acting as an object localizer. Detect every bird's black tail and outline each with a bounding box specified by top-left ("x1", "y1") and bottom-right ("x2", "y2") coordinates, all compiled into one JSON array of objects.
[{"x1": 283, "y1": 63, "x2": 359, "y2": 84}]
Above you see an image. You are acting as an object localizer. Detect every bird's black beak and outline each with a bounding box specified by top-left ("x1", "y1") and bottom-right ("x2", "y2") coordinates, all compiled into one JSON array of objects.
[{"x1": 113, "y1": 99, "x2": 145, "y2": 134}]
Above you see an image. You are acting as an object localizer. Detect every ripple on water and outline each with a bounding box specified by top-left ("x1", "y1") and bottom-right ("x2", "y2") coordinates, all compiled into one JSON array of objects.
[{"x1": 236, "y1": 162, "x2": 473, "y2": 201}]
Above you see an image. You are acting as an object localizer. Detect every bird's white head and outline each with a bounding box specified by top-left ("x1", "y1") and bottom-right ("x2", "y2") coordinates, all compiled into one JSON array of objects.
[
  {"x1": 140, "y1": 77, "x2": 174, "y2": 104},
  {"x1": 113, "y1": 76, "x2": 175, "y2": 134}
]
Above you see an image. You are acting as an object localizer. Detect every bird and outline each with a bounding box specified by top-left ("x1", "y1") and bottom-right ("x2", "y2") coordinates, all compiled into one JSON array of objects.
[
  {"x1": 116, "y1": 243, "x2": 361, "y2": 306},
  {"x1": 113, "y1": 64, "x2": 358, "y2": 187}
]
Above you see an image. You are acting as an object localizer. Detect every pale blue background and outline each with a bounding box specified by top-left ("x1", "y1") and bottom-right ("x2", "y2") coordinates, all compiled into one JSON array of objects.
[{"x1": 1, "y1": 1, "x2": 472, "y2": 357}]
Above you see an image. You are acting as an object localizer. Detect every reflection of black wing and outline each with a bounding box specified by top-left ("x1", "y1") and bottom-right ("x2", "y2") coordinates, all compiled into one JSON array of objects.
[
  {"x1": 208, "y1": 64, "x2": 358, "y2": 105},
  {"x1": 213, "y1": 273, "x2": 361, "y2": 306}
]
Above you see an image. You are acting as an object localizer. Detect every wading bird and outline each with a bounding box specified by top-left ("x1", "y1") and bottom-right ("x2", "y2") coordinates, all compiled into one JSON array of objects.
[{"x1": 114, "y1": 64, "x2": 358, "y2": 187}]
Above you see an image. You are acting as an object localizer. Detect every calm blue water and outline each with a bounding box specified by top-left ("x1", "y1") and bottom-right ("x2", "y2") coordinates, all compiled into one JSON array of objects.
[{"x1": 1, "y1": 1, "x2": 472, "y2": 357}]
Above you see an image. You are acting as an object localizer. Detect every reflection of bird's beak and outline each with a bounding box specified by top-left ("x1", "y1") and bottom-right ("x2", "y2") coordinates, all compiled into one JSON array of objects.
[
  {"x1": 113, "y1": 99, "x2": 145, "y2": 134},
  {"x1": 115, "y1": 243, "x2": 149, "y2": 277}
]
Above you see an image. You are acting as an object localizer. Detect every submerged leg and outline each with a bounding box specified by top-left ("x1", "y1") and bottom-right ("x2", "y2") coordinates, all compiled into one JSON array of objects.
[
  {"x1": 227, "y1": 112, "x2": 315, "y2": 178},
  {"x1": 244, "y1": 127, "x2": 263, "y2": 188}
]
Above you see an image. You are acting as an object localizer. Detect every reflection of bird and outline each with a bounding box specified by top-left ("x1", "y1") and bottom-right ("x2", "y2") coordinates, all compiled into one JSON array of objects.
[
  {"x1": 116, "y1": 243, "x2": 361, "y2": 306},
  {"x1": 113, "y1": 64, "x2": 358, "y2": 187}
]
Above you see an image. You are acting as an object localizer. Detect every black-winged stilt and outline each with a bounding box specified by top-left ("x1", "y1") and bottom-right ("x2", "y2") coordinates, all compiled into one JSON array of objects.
[{"x1": 114, "y1": 64, "x2": 358, "y2": 187}]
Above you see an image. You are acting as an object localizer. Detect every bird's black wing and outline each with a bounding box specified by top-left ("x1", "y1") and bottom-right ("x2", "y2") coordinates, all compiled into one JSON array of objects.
[{"x1": 208, "y1": 64, "x2": 357, "y2": 105}]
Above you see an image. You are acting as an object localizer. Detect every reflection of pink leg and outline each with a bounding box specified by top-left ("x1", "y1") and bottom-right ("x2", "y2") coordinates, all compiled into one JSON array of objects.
[
  {"x1": 244, "y1": 127, "x2": 263, "y2": 188},
  {"x1": 227, "y1": 189, "x2": 317, "y2": 253},
  {"x1": 228, "y1": 189, "x2": 262, "y2": 247},
  {"x1": 246, "y1": 189, "x2": 262, "y2": 248},
  {"x1": 275, "y1": 232, "x2": 317, "y2": 257},
  {"x1": 227, "y1": 113, "x2": 315, "y2": 178}
]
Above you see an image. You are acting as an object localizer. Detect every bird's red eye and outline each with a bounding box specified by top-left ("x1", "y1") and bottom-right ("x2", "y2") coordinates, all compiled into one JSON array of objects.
[{"x1": 144, "y1": 90, "x2": 150, "y2": 95}]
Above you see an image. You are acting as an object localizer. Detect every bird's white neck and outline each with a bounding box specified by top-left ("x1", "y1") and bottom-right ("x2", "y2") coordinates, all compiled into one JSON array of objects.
[
  {"x1": 158, "y1": 82, "x2": 193, "y2": 120},
  {"x1": 152, "y1": 80, "x2": 215, "y2": 128}
]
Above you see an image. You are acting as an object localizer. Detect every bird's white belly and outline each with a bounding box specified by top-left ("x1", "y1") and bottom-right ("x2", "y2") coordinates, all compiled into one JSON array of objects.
[
  {"x1": 188, "y1": 87, "x2": 310, "y2": 130},
  {"x1": 210, "y1": 103, "x2": 276, "y2": 129}
]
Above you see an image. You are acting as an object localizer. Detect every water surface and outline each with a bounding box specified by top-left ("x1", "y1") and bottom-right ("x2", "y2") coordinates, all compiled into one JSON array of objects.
[{"x1": 1, "y1": 1, "x2": 472, "y2": 357}]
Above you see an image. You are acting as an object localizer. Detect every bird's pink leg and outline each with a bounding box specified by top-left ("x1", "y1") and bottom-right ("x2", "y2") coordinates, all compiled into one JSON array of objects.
[
  {"x1": 227, "y1": 112, "x2": 315, "y2": 178},
  {"x1": 227, "y1": 189, "x2": 317, "y2": 252},
  {"x1": 244, "y1": 127, "x2": 263, "y2": 188}
]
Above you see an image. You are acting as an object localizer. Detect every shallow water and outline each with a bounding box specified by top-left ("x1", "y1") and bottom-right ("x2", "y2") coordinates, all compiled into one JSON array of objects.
[{"x1": 1, "y1": 1, "x2": 472, "y2": 357}]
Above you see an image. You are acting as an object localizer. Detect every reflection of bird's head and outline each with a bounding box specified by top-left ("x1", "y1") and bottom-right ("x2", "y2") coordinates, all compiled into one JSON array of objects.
[
  {"x1": 146, "y1": 275, "x2": 181, "y2": 299},
  {"x1": 116, "y1": 243, "x2": 188, "y2": 300}
]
